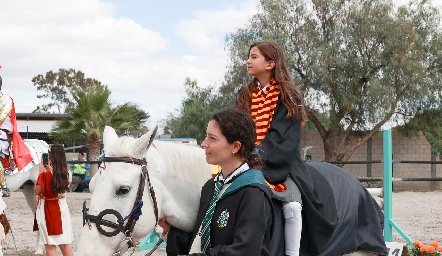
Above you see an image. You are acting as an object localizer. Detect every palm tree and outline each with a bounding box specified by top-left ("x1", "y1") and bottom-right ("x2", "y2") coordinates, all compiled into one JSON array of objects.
[{"x1": 50, "y1": 86, "x2": 149, "y2": 176}]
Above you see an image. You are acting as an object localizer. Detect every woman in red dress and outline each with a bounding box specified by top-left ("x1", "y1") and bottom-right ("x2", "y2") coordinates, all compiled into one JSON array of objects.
[{"x1": 34, "y1": 144, "x2": 73, "y2": 256}]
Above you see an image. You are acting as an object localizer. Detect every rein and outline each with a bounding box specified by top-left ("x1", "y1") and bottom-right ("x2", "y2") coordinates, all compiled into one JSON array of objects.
[{"x1": 82, "y1": 156, "x2": 160, "y2": 253}]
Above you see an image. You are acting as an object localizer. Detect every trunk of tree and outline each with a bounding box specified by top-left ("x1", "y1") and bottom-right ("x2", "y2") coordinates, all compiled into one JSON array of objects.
[
  {"x1": 323, "y1": 135, "x2": 338, "y2": 162},
  {"x1": 306, "y1": 108, "x2": 394, "y2": 166},
  {"x1": 88, "y1": 133, "x2": 101, "y2": 178},
  {"x1": 306, "y1": 108, "x2": 340, "y2": 161}
]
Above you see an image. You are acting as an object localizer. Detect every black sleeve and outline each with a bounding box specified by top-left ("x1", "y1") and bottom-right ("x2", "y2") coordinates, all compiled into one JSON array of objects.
[
  {"x1": 259, "y1": 97, "x2": 302, "y2": 184},
  {"x1": 166, "y1": 226, "x2": 193, "y2": 256}
]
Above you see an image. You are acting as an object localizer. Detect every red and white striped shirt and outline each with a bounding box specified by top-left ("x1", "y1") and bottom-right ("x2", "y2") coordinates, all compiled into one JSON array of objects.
[{"x1": 251, "y1": 79, "x2": 280, "y2": 145}]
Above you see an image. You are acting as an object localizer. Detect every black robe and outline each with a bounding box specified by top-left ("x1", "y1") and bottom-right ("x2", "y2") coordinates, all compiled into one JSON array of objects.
[
  {"x1": 166, "y1": 169, "x2": 274, "y2": 256},
  {"x1": 256, "y1": 94, "x2": 388, "y2": 256}
]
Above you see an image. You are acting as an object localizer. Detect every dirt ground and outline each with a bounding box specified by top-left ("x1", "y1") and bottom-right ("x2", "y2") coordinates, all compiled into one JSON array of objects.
[{"x1": 1, "y1": 190, "x2": 441, "y2": 256}]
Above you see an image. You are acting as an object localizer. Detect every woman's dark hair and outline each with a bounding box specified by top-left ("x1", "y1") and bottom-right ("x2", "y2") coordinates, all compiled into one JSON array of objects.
[
  {"x1": 237, "y1": 41, "x2": 306, "y2": 127},
  {"x1": 48, "y1": 144, "x2": 70, "y2": 193},
  {"x1": 210, "y1": 108, "x2": 264, "y2": 170}
]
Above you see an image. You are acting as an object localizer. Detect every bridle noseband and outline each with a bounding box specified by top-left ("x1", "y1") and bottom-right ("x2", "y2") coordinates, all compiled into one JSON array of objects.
[{"x1": 82, "y1": 156, "x2": 160, "y2": 253}]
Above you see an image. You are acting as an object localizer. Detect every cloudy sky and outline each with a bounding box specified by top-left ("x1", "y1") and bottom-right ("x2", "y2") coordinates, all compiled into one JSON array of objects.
[
  {"x1": 0, "y1": 0, "x2": 259, "y2": 130},
  {"x1": 1, "y1": 0, "x2": 441, "y2": 133}
]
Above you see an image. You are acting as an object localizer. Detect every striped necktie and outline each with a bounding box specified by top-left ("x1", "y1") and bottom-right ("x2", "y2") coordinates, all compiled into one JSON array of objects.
[{"x1": 200, "y1": 181, "x2": 224, "y2": 252}]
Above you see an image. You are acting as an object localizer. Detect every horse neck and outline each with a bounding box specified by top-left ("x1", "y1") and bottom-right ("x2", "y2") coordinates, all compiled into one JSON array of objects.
[
  {"x1": 150, "y1": 141, "x2": 210, "y2": 187},
  {"x1": 135, "y1": 142, "x2": 209, "y2": 233},
  {"x1": 150, "y1": 174, "x2": 201, "y2": 233}
]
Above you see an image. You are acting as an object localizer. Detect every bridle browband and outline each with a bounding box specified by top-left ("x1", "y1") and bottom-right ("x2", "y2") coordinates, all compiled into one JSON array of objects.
[{"x1": 82, "y1": 156, "x2": 159, "y2": 243}]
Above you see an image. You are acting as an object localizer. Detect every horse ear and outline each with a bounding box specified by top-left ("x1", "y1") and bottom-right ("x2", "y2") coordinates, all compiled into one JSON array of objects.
[
  {"x1": 132, "y1": 125, "x2": 158, "y2": 158},
  {"x1": 103, "y1": 126, "x2": 119, "y2": 148}
]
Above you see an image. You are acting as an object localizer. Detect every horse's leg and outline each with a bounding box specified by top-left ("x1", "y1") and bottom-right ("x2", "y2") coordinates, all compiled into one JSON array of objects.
[{"x1": 21, "y1": 184, "x2": 44, "y2": 255}]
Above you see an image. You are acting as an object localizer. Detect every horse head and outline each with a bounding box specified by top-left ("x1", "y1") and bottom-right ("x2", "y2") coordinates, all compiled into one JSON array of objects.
[{"x1": 76, "y1": 126, "x2": 211, "y2": 256}]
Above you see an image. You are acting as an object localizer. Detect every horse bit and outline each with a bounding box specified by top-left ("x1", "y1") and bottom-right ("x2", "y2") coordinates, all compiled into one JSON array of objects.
[{"x1": 82, "y1": 156, "x2": 163, "y2": 256}]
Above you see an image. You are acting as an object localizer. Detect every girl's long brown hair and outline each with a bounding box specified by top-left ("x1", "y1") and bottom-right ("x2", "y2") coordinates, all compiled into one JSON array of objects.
[
  {"x1": 49, "y1": 144, "x2": 70, "y2": 193},
  {"x1": 237, "y1": 41, "x2": 306, "y2": 127}
]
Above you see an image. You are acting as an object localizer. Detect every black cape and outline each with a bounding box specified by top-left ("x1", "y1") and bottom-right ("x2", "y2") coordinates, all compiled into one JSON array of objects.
[{"x1": 269, "y1": 161, "x2": 388, "y2": 256}]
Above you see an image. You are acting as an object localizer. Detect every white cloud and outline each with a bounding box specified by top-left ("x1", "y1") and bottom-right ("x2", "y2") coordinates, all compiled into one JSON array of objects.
[
  {"x1": 175, "y1": 0, "x2": 258, "y2": 53},
  {"x1": 0, "y1": 0, "x2": 167, "y2": 86},
  {"x1": 0, "y1": 0, "x2": 259, "y2": 129}
]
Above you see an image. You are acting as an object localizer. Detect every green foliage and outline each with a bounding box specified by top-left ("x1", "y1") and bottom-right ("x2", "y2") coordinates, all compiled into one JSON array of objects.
[
  {"x1": 222, "y1": 0, "x2": 442, "y2": 161},
  {"x1": 50, "y1": 86, "x2": 149, "y2": 159},
  {"x1": 303, "y1": 110, "x2": 343, "y2": 131},
  {"x1": 397, "y1": 109, "x2": 442, "y2": 158},
  {"x1": 32, "y1": 68, "x2": 104, "y2": 113},
  {"x1": 163, "y1": 78, "x2": 227, "y2": 143}
]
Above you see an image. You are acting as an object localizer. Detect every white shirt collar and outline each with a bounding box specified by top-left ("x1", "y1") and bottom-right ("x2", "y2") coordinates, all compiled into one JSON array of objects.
[
  {"x1": 214, "y1": 162, "x2": 250, "y2": 184},
  {"x1": 257, "y1": 81, "x2": 269, "y2": 92}
]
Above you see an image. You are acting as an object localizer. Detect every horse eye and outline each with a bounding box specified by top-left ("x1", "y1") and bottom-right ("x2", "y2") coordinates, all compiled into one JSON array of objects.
[{"x1": 116, "y1": 186, "x2": 131, "y2": 196}]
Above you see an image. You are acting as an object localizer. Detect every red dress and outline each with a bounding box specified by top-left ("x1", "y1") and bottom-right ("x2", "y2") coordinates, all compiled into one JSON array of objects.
[
  {"x1": 36, "y1": 171, "x2": 63, "y2": 235},
  {"x1": 35, "y1": 170, "x2": 73, "y2": 245}
]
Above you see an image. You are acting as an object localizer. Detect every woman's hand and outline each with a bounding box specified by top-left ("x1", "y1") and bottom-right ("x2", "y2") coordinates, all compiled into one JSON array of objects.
[
  {"x1": 38, "y1": 161, "x2": 45, "y2": 174},
  {"x1": 38, "y1": 160, "x2": 51, "y2": 174},
  {"x1": 158, "y1": 216, "x2": 171, "y2": 237}
]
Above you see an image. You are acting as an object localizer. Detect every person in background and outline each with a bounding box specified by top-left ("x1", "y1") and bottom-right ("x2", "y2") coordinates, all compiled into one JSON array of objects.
[
  {"x1": 34, "y1": 144, "x2": 74, "y2": 256},
  {"x1": 0, "y1": 72, "x2": 33, "y2": 197},
  {"x1": 70, "y1": 152, "x2": 89, "y2": 192},
  {"x1": 237, "y1": 41, "x2": 304, "y2": 256},
  {"x1": 70, "y1": 152, "x2": 89, "y2": 179},
  {"x1": 159, "y1": 108, "x2": 274, "y2": 256}
]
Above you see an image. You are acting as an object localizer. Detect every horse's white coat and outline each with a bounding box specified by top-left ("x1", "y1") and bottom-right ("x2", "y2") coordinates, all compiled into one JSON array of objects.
[
  {"x1": 76, "y1": 127, "x2": 387, "y2": 255},
  {"x1": 75, "y1": 126, "x2": 211, "y2": 256},
  {"x1": 5, "y1": 139, "x2": 49, "y2": 255}
]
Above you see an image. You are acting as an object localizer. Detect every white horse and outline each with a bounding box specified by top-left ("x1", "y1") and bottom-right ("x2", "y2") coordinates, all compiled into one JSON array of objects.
[
  {"x1": 5, "y1": 139, "x2": 49, "y2": 255},
  {"x1": 76, "y1": 126, "x2": 386, "y2": 256},
  {"x1": 76, "y1": 126, "x2": 212, "y2": 256}
]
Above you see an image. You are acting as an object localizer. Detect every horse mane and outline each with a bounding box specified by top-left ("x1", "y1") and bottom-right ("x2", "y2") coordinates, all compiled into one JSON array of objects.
[
  {"x1": 151, "y1": 140, "x2": 210, "y2": 187},
  {"x1": 105, "y1": 136, "x2": 210, "y2": 188},
  {"x1": 105, "y1": 136, "x2": 138, "y2": 158},
  {"x1": 22, "y1": 139, "x2": 49, "y2": 173}
]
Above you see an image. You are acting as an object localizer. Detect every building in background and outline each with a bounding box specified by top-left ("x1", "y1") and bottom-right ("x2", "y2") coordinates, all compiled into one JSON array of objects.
[{"x1": 16, "y1": 113, "x2": 67, "y2": 144}]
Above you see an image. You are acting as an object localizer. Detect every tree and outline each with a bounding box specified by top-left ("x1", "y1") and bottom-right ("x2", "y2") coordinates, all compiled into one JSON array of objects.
[
  {"x1": 163, "y1": 77, "x2": 225, "y2": 143},
  {"x1": 397, "y1": 109, "x2": 442, "y2": 157},
  {"x1": 50, "y1": 86, "x2": 149, "y2": 175},
  {"x1": 32, "y1": 68, "x2": 104, "y2": 113},
  {"x1": 222, "y1": 0, "x2": 442, "y2": 162}
]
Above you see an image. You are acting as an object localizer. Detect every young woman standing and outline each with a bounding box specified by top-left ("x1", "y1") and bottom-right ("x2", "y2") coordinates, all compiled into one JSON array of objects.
[{"x1": 34, "y1": 145, "x2": 74, "y2": 256}]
